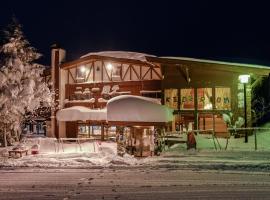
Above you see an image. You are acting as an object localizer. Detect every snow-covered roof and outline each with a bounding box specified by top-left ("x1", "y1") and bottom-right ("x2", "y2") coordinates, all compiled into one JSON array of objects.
[
  {"x1": 81, "y1": 51, "x2": 156, "y2": 62},
  {"x1": 56, "y1": 106, "x2": 107, "y2": 121},
  {"x1": 160, "y1": 56, "x2": 270, "y2": 70},
  {"x1": 107, "y1": 95, "x2": 173, "y2": 123}
]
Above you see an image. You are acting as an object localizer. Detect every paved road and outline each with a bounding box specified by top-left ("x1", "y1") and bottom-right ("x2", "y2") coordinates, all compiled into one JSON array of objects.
[{"x1": 1, "y1": 168, "x2": 270, "y2": 200}]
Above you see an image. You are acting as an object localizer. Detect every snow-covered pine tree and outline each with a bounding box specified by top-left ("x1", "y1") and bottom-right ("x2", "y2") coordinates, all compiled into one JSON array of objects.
[{"x1": 0, "y1": 18, "x2": 52, "y2": 146}]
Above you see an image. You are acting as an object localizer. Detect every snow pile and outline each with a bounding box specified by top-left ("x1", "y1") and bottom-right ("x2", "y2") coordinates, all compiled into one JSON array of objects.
[
  {"x1": 81, "y1": 51, "x2": 155, "y2": 62},
  {"x1": 0, "y1": 140, "x2": 141, "y2": 168}
]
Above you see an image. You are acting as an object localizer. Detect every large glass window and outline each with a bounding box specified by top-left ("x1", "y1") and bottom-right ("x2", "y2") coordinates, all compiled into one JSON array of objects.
[
  {"x1": 197, "y1": 88, "x2": 213, "y2": 110},
  {"x1": 165, "y1": 89, "x2": 178, "y2": 109},
  {"x1": 215, "y1": 88, "x2": 231, "y2": 110},
  {"x1": 180, "y1": 88, "x2": 195, "y2": 110}
]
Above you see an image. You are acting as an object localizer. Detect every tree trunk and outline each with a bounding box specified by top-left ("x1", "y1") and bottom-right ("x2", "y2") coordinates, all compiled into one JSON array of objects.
[{"x1": 3, "y1": 126, "x2": 7, "y2": 147}]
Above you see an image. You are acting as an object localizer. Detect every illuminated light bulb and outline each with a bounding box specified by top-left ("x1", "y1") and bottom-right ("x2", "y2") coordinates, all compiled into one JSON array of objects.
[
  {"x1": 80, "y1": 66, "x2": 86, "y2": 73},
  {"x1": 239, "y1": 75, "x2": 250, "y2": 84},
  {"x1": 106, "y1": 63, "x2": 113, "y2": 71}
]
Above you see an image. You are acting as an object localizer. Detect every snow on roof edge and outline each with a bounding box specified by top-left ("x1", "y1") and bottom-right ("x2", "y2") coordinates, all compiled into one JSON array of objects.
[
  {"x1": 81, "y1": 51, "x2": 156, "y2": 62},
  {"x1": 160, "y1": 56, "x2": 270, "y2": 70}
]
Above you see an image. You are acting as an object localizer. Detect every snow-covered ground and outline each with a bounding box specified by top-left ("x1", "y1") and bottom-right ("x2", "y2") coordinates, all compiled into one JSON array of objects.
[{"x1": 0, "y1": 131, "x2": 270, "y2": 172}]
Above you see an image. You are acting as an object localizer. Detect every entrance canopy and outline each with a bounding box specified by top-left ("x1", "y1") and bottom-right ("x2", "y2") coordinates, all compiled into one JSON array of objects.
[
  {"x1": 56, "y1": 95, "x2": 173, "y2": 124},
  {"x1": 107, "y1": 95, "x2": 173, "y2": 123}
]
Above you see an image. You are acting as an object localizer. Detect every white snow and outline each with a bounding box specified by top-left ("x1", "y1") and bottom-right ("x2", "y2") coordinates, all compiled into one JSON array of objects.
[
  {"x1": 81, "y1": 51, "x2": 156, "y2": 62},
  {"x1": 57, "y1": 95, "x2": 173, "y2": 122},
  {"x1": 107, "y1": 95, "x2": 173, "y2": 122},
  {"x1": 161, "y1": 56, "x2": 270, "y2": 70},
  {"x1": 56, "y1": 106, "x2": 107, "y2": 121},
  {"x1": 1, "y1": 131, "x2": 270, "y2": 171}
]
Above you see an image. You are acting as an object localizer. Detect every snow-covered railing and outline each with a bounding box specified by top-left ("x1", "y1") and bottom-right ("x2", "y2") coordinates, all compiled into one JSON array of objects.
[
  {"x1": 166, "y1": 127, "x2": 270, "y2": 151},
  {"x1": 56, "y1": 138, "x2": 99, "y2": 153},
  {"x1": 228, "y1": 127, "x2": 270, "y2": 150}
]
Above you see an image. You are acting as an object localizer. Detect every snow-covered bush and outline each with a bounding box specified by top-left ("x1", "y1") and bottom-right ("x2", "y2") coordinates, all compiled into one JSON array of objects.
[{"x1": 0, "y1": 18, "x2": 52, "y2": 146}]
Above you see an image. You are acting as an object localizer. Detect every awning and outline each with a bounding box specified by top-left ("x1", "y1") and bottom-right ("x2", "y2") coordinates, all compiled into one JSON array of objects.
[
  {"x1": 56, "y1": 106, "x2": 107, "y2": 121},
  {"x1": 107, "y1": 95, "x2": 173, "y2": 123}
]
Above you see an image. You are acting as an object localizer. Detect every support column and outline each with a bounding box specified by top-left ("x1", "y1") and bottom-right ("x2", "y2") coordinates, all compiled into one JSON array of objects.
[
  {"x1": 51, "y1": 44, "x2": 66, "y2": 138},
  {"x1": 101, "y1": 124, "x2": 105, "y2": 141}
]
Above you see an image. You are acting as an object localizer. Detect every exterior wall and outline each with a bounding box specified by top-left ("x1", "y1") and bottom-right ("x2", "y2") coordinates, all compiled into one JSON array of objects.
[
  {"x1": 65, "y1": 61, "x2": 162, "y2": 84},
  {"x1": 58, "y1": 57, "x2": 162, "y2": 138},
  {"x1": 162, "y1": 62, "x2": 253, "y2": 133}
]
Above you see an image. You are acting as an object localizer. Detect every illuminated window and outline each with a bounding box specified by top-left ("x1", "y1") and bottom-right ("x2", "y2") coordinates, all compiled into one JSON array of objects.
[
  {"x1": 180, "y1": 88, "x2": 194, "y2": 110},
  {"x1": 215, "y1": 88, "x2": 231, "y2": 110},
  {"x1": 164, "y1": 89, "x2": 178, "y2": 109},
  {"x1": 197, "y1": 88, "x2": 213, "y2": 110}
]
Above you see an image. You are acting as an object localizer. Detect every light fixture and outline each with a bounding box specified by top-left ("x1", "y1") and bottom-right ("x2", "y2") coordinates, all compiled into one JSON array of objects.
[
  {"x1": 239, "y1": 74, "x2": 250, "y2": 84},
  {"x1": 238, "y1": 74, "x2": 250, "y2": 143},
  {"x1": 80, "y1": 66, "x2": 86, "y2": 73},
  {"x1": 106, "y1": 63, "x2": 113, "y2": 71}
]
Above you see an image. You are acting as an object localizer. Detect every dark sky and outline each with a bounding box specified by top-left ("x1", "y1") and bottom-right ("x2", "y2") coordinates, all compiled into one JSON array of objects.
[{"x1": 1, "y1": 1, "x2": 270, "y2": 66}]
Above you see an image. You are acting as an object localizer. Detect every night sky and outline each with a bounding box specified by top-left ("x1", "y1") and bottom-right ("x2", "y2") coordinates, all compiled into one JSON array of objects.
[{"x1": 1, "y1": 1, "x2": 270, "y2": 66}]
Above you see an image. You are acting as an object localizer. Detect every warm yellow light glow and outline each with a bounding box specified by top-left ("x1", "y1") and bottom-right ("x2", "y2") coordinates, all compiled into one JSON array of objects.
[
  {"x1": 204, "y1": 103, "x2": 213, "y2": 110},
  {"x1": 106, "y1": 63, "x2": 113, "y2": 71},
  {"x1": 239, "y1": 75, "x2": 250, "y2": 83},
  {"x1": 80, "y1": 66, "x2": 86, "y2": 73}
]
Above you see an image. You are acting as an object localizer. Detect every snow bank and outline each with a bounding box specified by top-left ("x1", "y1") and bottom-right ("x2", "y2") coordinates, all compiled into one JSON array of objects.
[
  {"x1": 0, "y1": 140, "x2": 142, "y2": 168},
  {"x1": 1, "y1": 131, "x2": 270, "y2": 171}
]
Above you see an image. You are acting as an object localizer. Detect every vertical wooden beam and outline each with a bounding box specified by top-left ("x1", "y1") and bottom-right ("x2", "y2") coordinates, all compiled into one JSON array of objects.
[
  {"x1": 101, "y1": 124, "x2": 105, "y2": 141},
  {"x1": 75, "y1": 65, "x2": 78, "y2": 83},
  {"x1": 120, "y1": 63, "x2": 123, "y2": 81},
  {"x1": 140, "y1": 65, "x2": 142, "y2": 80},
  {"x1": 93, "y1": 61, "x2": 95, "y2": 82},
  {"x1": 212, "y1": 87, "x2": 216, "y2": 133},
  {"x1": 194, "y1": 88, "x2": 198, "y2": 130},
  {"x1": 150, "y1": 67, "x2": 153, "y2": 79},
  {"x1": 85, "y1": 63, "x2": 92, "y2": 82},
  {"x1": 101, "y1": 61, "x2": 104, "y2": 83},
  {"x1": 129, "y1": 64, "x2": 132, "y2": 80},
  {"x1": 67, "y1": 69, "x2": 70, "y2": 84}
]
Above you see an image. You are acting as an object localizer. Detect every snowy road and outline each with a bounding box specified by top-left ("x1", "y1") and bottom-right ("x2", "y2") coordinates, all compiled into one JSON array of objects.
[{"x1": 1, "y1": 168, "x2": 270, "y2": 200}]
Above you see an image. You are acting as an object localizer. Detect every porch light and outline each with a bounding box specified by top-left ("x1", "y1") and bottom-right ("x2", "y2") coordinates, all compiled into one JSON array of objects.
[
  {"x1": 106, "y1": 63, "x2": 113, "y2": 71},
  {"x1": 80, "y1": 66, "x2": 86, "y2": 73},
  {"x1": 239, "y1": 74, "x2": 250, "y2": 84}
]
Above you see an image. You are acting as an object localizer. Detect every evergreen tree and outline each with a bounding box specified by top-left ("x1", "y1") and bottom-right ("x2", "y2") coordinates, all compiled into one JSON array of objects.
[{"x1": 0, "y1": 18, "x2": 51, "y2": 146}]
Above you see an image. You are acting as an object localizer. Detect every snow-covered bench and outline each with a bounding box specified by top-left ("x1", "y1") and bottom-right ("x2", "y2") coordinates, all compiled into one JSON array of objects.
[{"x1": 8, "y1": 149, "x2": 29, "y2": 158}]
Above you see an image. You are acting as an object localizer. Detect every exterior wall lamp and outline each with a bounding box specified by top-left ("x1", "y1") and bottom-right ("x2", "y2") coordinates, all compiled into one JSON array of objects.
[{"x1": 239, "y1": 74, "x2": 250, "y2": 143}]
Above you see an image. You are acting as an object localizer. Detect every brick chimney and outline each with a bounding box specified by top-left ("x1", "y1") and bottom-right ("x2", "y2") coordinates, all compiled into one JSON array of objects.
[{"x1": 51, "y1": 44, "x2": 66, "y2": 138}]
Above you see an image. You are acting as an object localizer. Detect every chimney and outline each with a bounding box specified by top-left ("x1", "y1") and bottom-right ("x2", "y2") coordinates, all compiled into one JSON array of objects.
[{"x1": 51, "y1": 44, "x2": 66, "y2": 138}]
